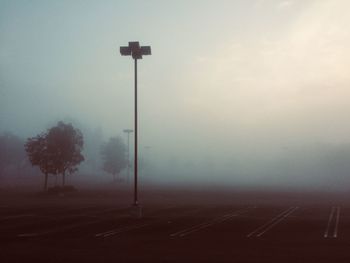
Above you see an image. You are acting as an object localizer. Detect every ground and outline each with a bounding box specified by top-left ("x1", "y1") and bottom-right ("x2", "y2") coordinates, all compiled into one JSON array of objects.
[{"x1": 1, "y1": 187, "x2": 350, "y2": 262}]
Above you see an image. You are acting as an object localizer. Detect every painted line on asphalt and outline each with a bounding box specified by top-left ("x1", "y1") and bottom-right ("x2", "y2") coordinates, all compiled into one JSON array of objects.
[
  {"x1": 17, "y1": 205, "x2": 180, "y2": 239},
  {"x1": 95, "y1": 207, "x2": 204, "y2": 238},
  {"x1": 324, "y1": 206, "x2": 340, "y2": 238},
  {"x1": 334, "y1": 206, "x2": 340, "y2": 238},
  {"x1": 172, "y1": 215, "x2": 232, "y2": 237},
  {"x1": 95, "y1": 223, "x2": 151, "y2": 238},
  {"x1": 170, "y1": 207, "x2": 252, "y2": 237},
  {"x1": 324, "y1": 206, "x2": 335, "y2": 238},
  {"x1": 247, "y1": 206, "x2": 298, "y2": 238},
  {"x1": 94, "y1": 206, "x2": 205, "y2": 238},
  {"x1": 170, "y1": 207, "x2": 255, "y2": 238},
  {"x1": 15, "y1": 206, "x2": 134, "y2": 236},
  {"x1": 17, "y1": 206, "x2": 209, "y2": 239},
  {"x1": 17, "y1": 218, "x2": 113, "y2": 238},
  {"x1": 256, "y1": 207, "x2": 298, "y2": 237}
]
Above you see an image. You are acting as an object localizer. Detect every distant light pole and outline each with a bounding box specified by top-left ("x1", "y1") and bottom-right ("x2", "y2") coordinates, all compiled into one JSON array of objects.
[
  {"x1": 120, "y1": 42, "x2": 151, "y2": 207},
  {"x1": 123, "y1": 129, "x2": 133, "y2": 184}
]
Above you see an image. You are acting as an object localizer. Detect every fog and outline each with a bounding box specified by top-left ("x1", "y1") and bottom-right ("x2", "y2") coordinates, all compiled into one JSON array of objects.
[{"x1": 2, "y1": 0, "x2": 350, "y2": 191}]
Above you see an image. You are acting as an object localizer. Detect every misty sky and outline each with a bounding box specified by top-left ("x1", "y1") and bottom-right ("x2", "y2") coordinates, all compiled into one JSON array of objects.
[{"x1": 2, "y1": 0, "x2": 350, "y2": 188}]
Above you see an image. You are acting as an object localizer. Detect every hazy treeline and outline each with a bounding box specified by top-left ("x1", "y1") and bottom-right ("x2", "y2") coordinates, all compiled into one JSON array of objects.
[
  {"x1": 0, "y1": 120, "x2": 135, "y2": 190},
  {"x1": 1, "y1": 117, "x2": 350, "y2": 192}
]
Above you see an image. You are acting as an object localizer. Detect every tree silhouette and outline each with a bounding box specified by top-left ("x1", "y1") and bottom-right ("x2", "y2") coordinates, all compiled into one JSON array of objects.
[
  {"x1": 25, "y1": 122, "x2": 84, "y2": 190},
  {"x1": 25, "y1": 133, "x2": 55, "y2": 190},
  {"x1": 101, "y1": 137, "x2": 127, "y2": 181},
  {"x1": 46, "y1": 122, "x2": 84, "y2": 186}
]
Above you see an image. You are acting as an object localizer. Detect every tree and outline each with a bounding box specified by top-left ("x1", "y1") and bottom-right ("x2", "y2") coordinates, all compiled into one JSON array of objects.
[
  {"x1": 46, "y1": 121, "x2": 84, "y2": 186},
  {"x1": 25, "y1": 121, "x2": 85, "y2": 190},
  {"x1": 25, "y1": 133, "x2": 55, "y2": 190},
  {"x1": 0, "y1": 132, "x2": 25, "y2": 177},
  {"x1": 101, "y1": 137, "x2": 127, "y2": 181}
]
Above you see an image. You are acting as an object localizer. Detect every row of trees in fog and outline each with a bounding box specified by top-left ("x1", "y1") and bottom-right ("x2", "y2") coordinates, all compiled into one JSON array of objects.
[{"x1": 0, "y1": 121, "x2": 128, "y2": 191}]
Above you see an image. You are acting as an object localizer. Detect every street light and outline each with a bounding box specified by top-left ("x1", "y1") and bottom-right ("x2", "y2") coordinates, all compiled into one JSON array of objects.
[
  {"x1": 123, "y1": 129, "x2": 133, "y2": 184},
  {"x1": 120, "y1": 41, "x2": 151, "y2": 209}
]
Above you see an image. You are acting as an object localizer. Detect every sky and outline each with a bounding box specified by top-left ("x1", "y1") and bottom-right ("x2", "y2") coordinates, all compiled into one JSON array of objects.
[{"x1": 1, "y1": 0, "x2": 350, "y2": 189}]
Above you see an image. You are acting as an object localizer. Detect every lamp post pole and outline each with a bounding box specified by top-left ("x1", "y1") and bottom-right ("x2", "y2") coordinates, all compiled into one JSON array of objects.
[
  {"x1": 134, "y1": 58, "x2": 138, "y2": 205},
  {"x1": 120, "y1": 42, "x2": 151, "y2": 208},
  {"x1": 123, "y1": 129, "x2": 133, "y2": 184}
]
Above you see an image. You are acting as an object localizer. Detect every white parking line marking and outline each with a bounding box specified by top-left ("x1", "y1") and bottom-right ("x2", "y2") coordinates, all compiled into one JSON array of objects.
[
  {"x1": 324, "y1": 207, "x2": 335, "y2": 238},
  {"x1": 94, "y1": 206, "x2": 204, "y2": 238},
  {"x1": 17, "y1": 218, "x2": 110, "y2": 238},
  {"x1": 324, "y1": 206, "x2": 340, "y2": 238},
  {"x1": 334, "y1": 207, "x2": 340, "y2": 238},
  {"x1": 170, "y1": 207, "x2": 255, "y2": 238},
  {"x1": 95, "y1": 223, "x2": 151, "y2": 238},
  {"x1": 171, "y1": 214, "x2": 233, "y2": 237},
  {"x1": 16, "y1": 206, "x2": 198, "y2": 239},
  {"x1": 247, "y1": 206, "x2": 298, "y2": 238},
  {"x1": 256, "y1": 207, "x2": 298, "y2": 237}
]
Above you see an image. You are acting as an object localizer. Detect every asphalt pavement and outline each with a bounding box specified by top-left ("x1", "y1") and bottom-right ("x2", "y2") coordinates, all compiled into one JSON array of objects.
[{"x1": 1, "y1": 192, "x2": 350, "y2": 262}]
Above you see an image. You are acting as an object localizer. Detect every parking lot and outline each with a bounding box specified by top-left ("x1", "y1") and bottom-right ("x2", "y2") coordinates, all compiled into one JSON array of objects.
[{"x1": 1, "y1": 190, "x2": 350, "y2": 262}]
